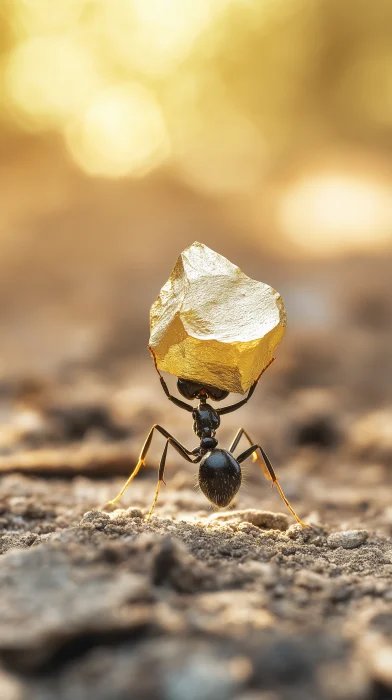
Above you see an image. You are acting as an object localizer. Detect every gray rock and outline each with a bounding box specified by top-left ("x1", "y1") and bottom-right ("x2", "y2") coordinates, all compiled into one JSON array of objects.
[{"x1": 327, "y1": 530, "x2": 368, "y2": 549}]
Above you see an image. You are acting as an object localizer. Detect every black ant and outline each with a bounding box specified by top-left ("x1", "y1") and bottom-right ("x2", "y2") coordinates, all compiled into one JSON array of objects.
[{"x1": 105, "y1": 348, "x2": 308, "y2": 526}]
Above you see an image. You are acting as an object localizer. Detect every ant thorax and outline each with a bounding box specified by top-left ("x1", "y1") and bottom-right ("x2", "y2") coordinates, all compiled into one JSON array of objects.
[{"x1": 192, "y1": 402, "x2": 220, "y2": 439}]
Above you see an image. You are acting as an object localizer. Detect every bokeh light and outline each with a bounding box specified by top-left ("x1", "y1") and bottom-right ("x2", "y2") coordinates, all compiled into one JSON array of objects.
[
  {"x1": 10, "y1": 0, "x2": 84, "y2": 34},
  {"x1": 66, "y1": 84, "x2": 170, "y2": 177},
  {"x1": 1, "y1": 0, "x2": 392, "y2": 255},
  {"x1": 101, "y1": 0, "x2": 228, "y2": 76},
  {"x1": 278, "y1": 174, "x2": 392, "y2": 255},
  {"x1": 335, "y1": 43, "x2": 392, "y2": 129},
  {"x1": 5, "y1": 34, "x2": 100, "y2": 129}
]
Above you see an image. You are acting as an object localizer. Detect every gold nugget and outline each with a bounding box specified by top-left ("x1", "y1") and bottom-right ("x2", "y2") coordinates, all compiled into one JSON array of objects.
[
  {"x1": 149, "y1": 241, "x2": 286, "y2": 394},
  {"x1": 104, "y1": 242, "x2": 309, "y2": 528}
]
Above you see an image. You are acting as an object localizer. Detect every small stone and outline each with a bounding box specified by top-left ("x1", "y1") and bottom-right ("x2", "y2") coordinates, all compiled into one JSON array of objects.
[
  {"x1": 80, "y1": 509, "x2": 110, "y2": 529},
  {"x1": 82, "y1": 509, "x2": 110, "y2": 522},
  {"x1": 126, "y1": 507, "x2": 144, "y2": 519},
  {"x1": 208, "y1": 509, "x2": 289, "y2": 531},
  {"x1": 149, "y1": 242, "x2": 286, "y2": 394},
  {"x1": 287, "y1": 523, "x2": 313, "y2": 541},
  {"x1": 327, "y1": 530, "x2": 368, "y2": 549}
]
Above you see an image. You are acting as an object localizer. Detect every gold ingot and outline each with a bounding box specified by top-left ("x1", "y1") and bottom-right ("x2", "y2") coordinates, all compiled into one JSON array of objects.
[{"x1": 149, "y1": 242, "x2": 286, "y2": 394}]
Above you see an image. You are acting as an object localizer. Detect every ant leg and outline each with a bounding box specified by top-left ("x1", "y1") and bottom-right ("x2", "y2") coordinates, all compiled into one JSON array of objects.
[
  {"x1": 147, "y1": 439, "x2": 169, "y2": 521},
  {"x1": 229, "y1": 427, "x2": 272, "y2": 481},
  {"x1": 148, "y1": 345, "x2": 193, "y2": 413},
  {"x1": 237, "y1": 442, "x2": 310, "y2": 528},
  {"x1": 147, "y1": 433, "x2": 203, "y2": 520},
  {"x1": 104, "y1": 424, "x2": 196, "y2": 508},
  {"x1": 217, "y1": 359, "x2": 275, "y2": 416}
]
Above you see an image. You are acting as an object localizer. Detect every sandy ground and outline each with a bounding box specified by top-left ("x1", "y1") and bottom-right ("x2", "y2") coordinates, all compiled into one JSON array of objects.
[
  {"x1": 0, "y1": 334, "x2": 391, "y2": 700},
  {"x1": 0, "y1": 474, "x2": 391, "y2": 700}
]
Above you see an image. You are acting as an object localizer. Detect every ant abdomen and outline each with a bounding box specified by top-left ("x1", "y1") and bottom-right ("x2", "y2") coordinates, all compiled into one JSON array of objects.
[{"x1": 198, "y1": 449, "x2": 241, "y2": 507}]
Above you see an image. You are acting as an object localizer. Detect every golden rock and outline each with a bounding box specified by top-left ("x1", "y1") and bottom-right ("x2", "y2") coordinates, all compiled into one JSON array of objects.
[{"x1": 149, "y1": 242, "x2": 286, "y2": 394}]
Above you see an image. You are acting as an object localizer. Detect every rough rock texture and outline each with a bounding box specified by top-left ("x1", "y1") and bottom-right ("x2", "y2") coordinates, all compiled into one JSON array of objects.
[{"x1": 149, "y1": 242, "x2": 286, "y2": 393}]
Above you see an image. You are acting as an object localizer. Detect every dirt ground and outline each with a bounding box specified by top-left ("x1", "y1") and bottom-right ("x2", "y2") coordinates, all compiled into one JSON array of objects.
[{"x1": 0, "y1": 292, "x2": 392, "y2": 700}]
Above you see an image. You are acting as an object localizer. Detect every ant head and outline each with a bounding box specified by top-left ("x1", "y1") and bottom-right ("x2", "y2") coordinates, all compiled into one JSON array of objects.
[{"x1": 177, "y1": 378, "x2": 229, "y2": 402}]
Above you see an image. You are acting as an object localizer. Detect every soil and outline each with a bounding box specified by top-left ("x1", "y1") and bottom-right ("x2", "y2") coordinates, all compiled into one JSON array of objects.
[
  {"x1": 0, "y1": 331, "x2": 392, "y2": 700},
  {"x1": 0, "y1": 248, "x2": 390, "y2": 700}
]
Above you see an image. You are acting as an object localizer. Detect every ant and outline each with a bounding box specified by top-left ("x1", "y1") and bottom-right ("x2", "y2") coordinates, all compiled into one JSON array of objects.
[{"x1": 105, "y1": 348, "x2": 309, "y2": 527}]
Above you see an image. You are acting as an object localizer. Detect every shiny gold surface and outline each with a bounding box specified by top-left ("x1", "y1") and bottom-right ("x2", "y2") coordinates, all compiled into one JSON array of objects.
[{"x1": 149, "y1": 242, "x2": 286, "y2": 394}]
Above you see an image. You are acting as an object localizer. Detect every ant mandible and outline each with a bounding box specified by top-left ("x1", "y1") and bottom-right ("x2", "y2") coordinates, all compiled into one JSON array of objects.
[{"x1": 105, "y1": 347, "x2": 309, "y2": 527}]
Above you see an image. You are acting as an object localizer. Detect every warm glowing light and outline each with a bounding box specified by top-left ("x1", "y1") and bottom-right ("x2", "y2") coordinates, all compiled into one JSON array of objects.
[
  {"x1": 5, "y1": 35, "x2": 100, "y2": 128},
  {"x1": 3, "y1": 0, "x2": 392, "y2": 203},
  {"x1": 278, "y1": 174, "x2": 392, "y2": 255},
  {"x1": 65, "y1": 84, "x2": 170, "y2": 177},
  {"x1": 102, "y1": 0, "x2": 228, "y2": 76},
  {"x1": 164, "y1": 73, "x2": 267, "y2": 194},
  {"x1": 11, "y1": 0, "x2": 83, "y2": 34},
  {"x1": 336, "y1": 44, "x2": 392, "y2": 128},
  {"x1": 179, "y1": 116, "x2": 266, "y2": 194}
]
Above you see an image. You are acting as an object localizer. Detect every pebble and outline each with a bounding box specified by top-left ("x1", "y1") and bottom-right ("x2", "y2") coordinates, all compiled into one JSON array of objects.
[
  {"x1": 82, "y1": 509, "x2": 110, "y2": 522},
  {"x1": 208, "y1": 509, "x2": 289, "y2": 531},
  {"x1": 327, "y1": 530, "x2": 368, "y2": 549}
]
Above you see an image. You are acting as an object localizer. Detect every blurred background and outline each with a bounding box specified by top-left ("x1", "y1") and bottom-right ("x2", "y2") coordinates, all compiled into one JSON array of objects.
[{"x1": 0, "y1": 0, "x2": 392, "y2": 521}]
